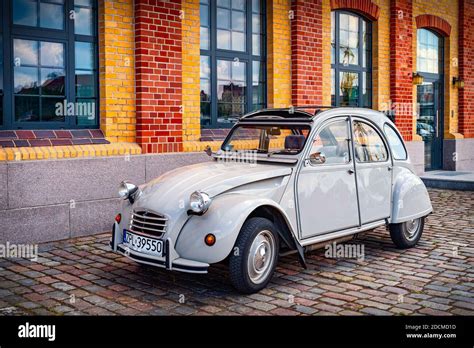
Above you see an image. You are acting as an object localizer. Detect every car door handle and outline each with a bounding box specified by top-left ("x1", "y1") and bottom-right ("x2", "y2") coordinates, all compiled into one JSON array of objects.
[
  {"x1": 348, "y1": 169, "x2": 354, "y2": 175},
  {"x1": 388, "y1": 166, "x2": 392, "y2": 171}
]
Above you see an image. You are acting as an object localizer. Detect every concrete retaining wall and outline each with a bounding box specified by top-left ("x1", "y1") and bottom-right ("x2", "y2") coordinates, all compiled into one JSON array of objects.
[{"x1": 0, "y1": 153, "x2": 209, "y2": 244}]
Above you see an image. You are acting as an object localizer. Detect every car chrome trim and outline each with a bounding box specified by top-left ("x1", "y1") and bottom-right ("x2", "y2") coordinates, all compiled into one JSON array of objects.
[{"x1": 299, "y1": 220, "x2": 386, "y2": 246}]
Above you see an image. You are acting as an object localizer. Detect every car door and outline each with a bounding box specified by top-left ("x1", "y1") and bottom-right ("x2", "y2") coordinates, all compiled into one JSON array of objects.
[
  {"x1": 352, "y1": 118, "x2": 392, "y2": 224},
  {"x1": 297, "y1": 117, "x2": 359, "y2": 239}
]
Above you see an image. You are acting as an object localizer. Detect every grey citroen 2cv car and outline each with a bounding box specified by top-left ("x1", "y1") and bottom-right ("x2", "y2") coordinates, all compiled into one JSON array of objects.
[{"x1": 110, "y1": 107, "x2": 432, "y2": 293}]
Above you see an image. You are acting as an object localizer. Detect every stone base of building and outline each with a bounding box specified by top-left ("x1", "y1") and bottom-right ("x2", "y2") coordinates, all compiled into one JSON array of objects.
[
  {"x1": 443, "y1": 138, "x2": 474, "y2": 171},
  {"x1": 0, "y1": 153, "x2": 209, "y2": 244},
  {"x1": 405, "y1": 141, "x2": 425, "y2": 175}
]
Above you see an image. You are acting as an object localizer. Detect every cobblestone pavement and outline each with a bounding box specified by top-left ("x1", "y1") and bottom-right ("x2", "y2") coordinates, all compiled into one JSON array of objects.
[{"x1": 0, "y1": 189, "x2": 473, "y2": 316}]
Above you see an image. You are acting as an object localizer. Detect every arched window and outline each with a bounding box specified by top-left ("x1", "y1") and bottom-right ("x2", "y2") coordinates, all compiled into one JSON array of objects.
[
  {"x1": 417, "y1": 28, "x2": 441, "y2": 74},
  {"x1": 331, "y1": 11, "x2": 372, "y2": 108}
]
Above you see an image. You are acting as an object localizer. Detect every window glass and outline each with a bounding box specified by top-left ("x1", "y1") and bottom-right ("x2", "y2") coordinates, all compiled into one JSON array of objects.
[
  {"x1": 14, "y1": 0, "x2": 65, "y2": 30},
  {"x1": 14, "y1": 39, "x2": 66, "y2": 123},
  {"x1": 7, "y1": 1, "x2": 98, "y2": 128},
  {"x1": 200, "y1": 0, "x2": 265, "y2": 128},
  {"x1": 200, "y1": 56, "x2": 211, "y2": 126},
  {"x1": 331, "y1": 11, "x2": 371, "y2": 108},
  {"x1": 311, "y1": 120, "x2": 350, "y2": 165},
  {"x1": 417, "y1": 29, "x2": 440, "y2": 74},
  {"x1": 353, "y1": 121, "x2": 388, "y2": 162},
  {"x1": 217, "y1": 59, "x2": 246, "y2": 125},
  {"x1": 384, "y1": 124, "x2": 407, "y2": 160},
  {"x1": 75, "y1": 42, "x2": 96, "y2": 125}
]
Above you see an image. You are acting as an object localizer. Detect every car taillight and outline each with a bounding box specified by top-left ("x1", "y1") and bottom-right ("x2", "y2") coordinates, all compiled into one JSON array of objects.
[{"x1": 115, "y1": 214, "x2": 121, "y2": 224}]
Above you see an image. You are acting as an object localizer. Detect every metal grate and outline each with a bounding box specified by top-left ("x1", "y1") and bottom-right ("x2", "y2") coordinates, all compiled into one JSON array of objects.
[{"x1": 129, "y1": 209, "x2": 167, "y2": 238}]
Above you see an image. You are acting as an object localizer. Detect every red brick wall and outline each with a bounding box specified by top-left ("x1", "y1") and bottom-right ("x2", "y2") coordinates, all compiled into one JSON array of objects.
[
  {"x1": 459, "y1": 0, "x2": 474, "y2": 138},
  {"x1": 291, "y1": 0, "x2": 323, "y2": 106},
  {"x1": 390, "y1": 0, "x2": 413, "y2": 141},
  {"x1": 135, "y1": 0, "x2": 183, "y2": 153},
  {"x1": 330, "y1": 0, "x2": 380, "y2": 21}
]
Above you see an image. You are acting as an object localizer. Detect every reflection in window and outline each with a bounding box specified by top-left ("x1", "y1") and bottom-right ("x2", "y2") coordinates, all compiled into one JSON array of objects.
[
  {"x1": 311, "y1": 120, "x2": 350, "y2": 165},
  {"x1": 8, "y1": 0, "x2": 98, "y2": 127},
  {"x1": 200, "y1": 0, "x2": 265, "y2": 128},
  {"x1": 200, "y1": 56, "x2": 211, "y2": 125},
  {"x1": 384, "y1": 124, "x2": 407, "y2": 160},
  {"x1": 331, "y1": 11, "x2": 371, "y2": 108},
  {"x1": 14, "y1": 39, "x2": 65, "y2": 122},
  {"x1": 353, "y1": 121, "x2": 388, "y2": 162},
  {"x1": 75, "y1": 0, "x2": 94, "y2": 36},
  {"x1": 14, "y1": 0, "x2": 65, "y2": 30},
  {"x1": 75, "y1": 42, "x2": 96, "y2": 125},
  {"x1": 417, "y1": 29, "x2": 440, "y2": 74}
]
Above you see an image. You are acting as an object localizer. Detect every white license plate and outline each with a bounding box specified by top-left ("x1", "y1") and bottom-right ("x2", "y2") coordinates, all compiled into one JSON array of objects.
[{"x1": 123, "y1": 230, "x2": 163, "y2": 257}]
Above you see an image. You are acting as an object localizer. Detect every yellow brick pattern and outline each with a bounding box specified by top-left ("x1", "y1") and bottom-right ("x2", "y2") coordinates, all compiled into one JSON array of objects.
[
  {"x1": 322, "y1": 0, "x2": 332, "y2": 106},
  {"x1": 0, "y1": 143, "x2": 142, "y2": 162},
  {"x1": 372, "y1": 0, "x2": 391, "y2": 111},
  {"x1": 182, "y1": 0, "x2": 201, "y2": 142},
  {"x1": 412, "y1": 0, "x2": 461, "y2": 139},
  {"x1": 267, "y1": 0, "x2": 292, "y2": 108},
  {"x1": 98, "y1": 0, "x2": 136, "y2": 143}
]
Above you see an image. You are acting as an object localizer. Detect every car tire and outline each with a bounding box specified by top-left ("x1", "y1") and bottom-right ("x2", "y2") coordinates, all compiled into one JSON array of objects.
[
  {"x1": 229, "y1": 217, "x2": 280, "y2": 294},
  {"x1": 389, "y1": 217, "x2": 425, "y2": 249}
]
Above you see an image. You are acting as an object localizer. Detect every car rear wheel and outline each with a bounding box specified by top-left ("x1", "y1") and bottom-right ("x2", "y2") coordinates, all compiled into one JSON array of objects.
[
  {"x1": 389, "y1": 217, "x2": 425, "y2": 249},
  {"x1": 229, "y1": 217, "x2": 279, "y2": 294}
]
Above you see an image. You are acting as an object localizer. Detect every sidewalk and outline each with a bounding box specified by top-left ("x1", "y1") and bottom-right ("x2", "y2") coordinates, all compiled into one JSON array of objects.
[{"x1": 421, "y1": 171, "x2": 474, "y2": 191}]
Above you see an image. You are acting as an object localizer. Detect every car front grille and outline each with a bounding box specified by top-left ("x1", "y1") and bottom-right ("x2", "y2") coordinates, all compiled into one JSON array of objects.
[{"x1": 129, "y1": 209, "x2": 168, "y2": 238}]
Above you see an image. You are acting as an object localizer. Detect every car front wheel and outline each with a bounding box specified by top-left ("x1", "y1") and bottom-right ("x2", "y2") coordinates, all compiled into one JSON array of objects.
[
  {"x1": 229, "y1": 217, "x2": 279, "y2": 293},
  {"x1": 389, "y1": 217, "x2": 425, "y2": 249}
]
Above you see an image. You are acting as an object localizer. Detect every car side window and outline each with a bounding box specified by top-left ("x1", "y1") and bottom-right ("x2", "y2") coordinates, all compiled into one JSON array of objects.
[
  {"x1": 353, "y1": 121, "x2": 388, "y2": 163},
  {"x1": 310, "y1": 120, "x2": 350, "y2": 165},
  {"x1": 384, "y1": 124, "x2": 407, "y2": 160}
]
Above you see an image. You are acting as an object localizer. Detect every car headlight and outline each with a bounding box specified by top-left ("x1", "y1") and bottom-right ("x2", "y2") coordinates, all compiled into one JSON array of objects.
[
  {"x1": 118, "y1": 181, "x2": 140, "y2": 203},
  {"x1": 189, "y1": 191, "x2": 212, "y2": 214}
]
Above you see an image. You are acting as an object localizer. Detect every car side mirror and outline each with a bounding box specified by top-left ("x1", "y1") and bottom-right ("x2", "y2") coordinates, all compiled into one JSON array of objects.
[{"x1": 309, "y1": 152, "x2": 326, "y2": 165}]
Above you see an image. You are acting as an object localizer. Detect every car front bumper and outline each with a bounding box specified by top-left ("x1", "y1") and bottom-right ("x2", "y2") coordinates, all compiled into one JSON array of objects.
[{"x1": 110, "y1": 222, "x2": 209, "y2": 274}]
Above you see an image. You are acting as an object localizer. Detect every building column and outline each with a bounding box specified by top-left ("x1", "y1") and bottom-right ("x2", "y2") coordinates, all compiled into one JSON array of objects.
[
  {"x1": 291, "y1": 0, "x2": 323, "y2": 106},
  {"x1": 459, "y1": 0, "x2": 474, "y2": 138},
  {"x1": 135, "y1": 0, "x2": 183, "y2": 153},
  {"x1": 390, "y1": 0, "x2": 413, "y2": 141},
  {"x1": 98, "y1": 0, "x2": 136, "y2": 143},
  {"x1": 267, "y1": 0, "x2": 292, "y2": 108}
]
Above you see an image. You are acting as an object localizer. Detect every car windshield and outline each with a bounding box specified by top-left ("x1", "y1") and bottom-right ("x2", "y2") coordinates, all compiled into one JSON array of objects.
[{"x1": 221, "y1": 124, "x2": 311, "y2": 155}]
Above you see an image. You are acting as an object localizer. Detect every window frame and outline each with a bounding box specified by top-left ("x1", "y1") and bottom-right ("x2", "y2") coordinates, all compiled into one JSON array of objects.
[
  {"x1": 331, "y1": 10, "x2": 372, "y2": 108},
  {"x1": 200, "y1": 0, "x2": 267, "y2": 129},
  {"x1": 0, "y1": 0, "x2": 98, "y2": 130}
]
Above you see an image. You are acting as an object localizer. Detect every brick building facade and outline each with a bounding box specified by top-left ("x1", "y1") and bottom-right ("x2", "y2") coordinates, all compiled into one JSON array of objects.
[{"x1": 0, "y1": 0, "x2": 473, "y2": 242}]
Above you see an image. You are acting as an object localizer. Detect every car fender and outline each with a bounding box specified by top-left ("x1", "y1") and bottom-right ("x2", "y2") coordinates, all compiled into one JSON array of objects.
[
  {"x1": 391, "y1": 166, "x2": 433, "y2": 223},
  {"x1": 175, "y1": 193, "x2": 297, "y2": 264}
]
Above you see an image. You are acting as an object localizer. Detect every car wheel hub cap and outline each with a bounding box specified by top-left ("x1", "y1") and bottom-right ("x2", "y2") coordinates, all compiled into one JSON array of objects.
[
  {"x1": 248, "y1": 230, "x2": 275, "y2": 284},
  {"x1": 404, "y1": 218, "x2": 420, "y2": 240}
]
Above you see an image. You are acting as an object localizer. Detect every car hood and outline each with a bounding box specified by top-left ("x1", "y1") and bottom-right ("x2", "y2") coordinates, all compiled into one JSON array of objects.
[{"x1": 134, "y1": 160, "x2": 293, "y2": 214}]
